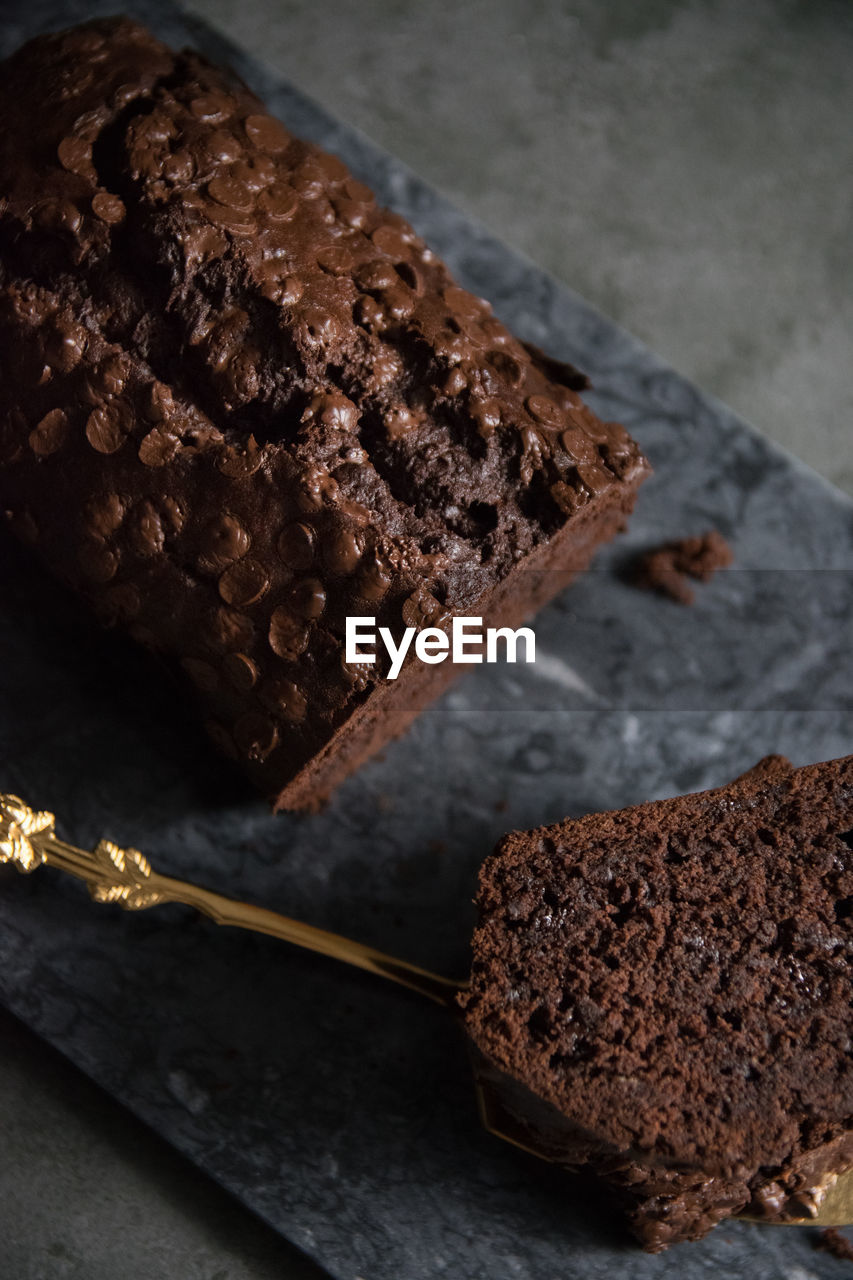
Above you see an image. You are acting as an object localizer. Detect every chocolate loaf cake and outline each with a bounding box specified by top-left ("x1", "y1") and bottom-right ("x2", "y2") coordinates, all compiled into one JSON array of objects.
[
  {"x1": 0, "y1": 18, "x2": 648, "y2": 810},
  {"x1": 460, "y1": 755, "x2": 853, "y2": 1249}
]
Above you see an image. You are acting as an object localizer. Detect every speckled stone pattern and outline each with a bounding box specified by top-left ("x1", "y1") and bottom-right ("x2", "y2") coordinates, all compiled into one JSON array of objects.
[
  {"x1": 0, "y1": 2, "x2": 852, "y2": 1279},
  {"x1": 0, "y1": 17, "x2": 647, "y2": 811}
]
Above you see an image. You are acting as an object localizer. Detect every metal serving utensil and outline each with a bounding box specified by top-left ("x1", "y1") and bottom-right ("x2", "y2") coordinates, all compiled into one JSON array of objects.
[{"x1": 1, "y1": 792, "x2": 851, "y2": 1230}]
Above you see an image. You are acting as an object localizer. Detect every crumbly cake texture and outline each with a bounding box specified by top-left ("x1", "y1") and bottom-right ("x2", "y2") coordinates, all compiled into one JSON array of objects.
[
  {"x1": 817, "y1": 1227, "x2": 853, "y2": 1262},
  {"x1": 633, "y1": 529, "x2": 732, "y2": 605},
  {"x1": 460, "y1": 755, "x2": 853, "y2": 1249},
  {"x1": 0, "y1": 18, "x2": 648, "y2": 811}
]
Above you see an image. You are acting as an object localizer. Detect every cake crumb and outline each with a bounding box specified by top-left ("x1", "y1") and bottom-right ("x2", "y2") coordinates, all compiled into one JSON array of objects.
[
  {"x1": 816, "y1": 1227, "x2": 853, "y2": 1262},
  {"x1": 633, "y1": 530, "x2": 733, "y2": 604}
]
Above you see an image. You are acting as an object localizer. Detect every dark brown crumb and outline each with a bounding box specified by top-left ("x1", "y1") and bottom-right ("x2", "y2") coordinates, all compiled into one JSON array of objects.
[
  {"x1": 816, "y1": 1227, "x2": 853, "y2": 1262},
  {"x1": 633, "y1": 530, "x2": 733, "y2": 604}
]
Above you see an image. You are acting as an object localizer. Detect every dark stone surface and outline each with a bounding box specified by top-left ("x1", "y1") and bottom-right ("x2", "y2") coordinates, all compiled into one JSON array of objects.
[{"x1": 1, "y1": 2, "x2": 851, "y2": 1277}]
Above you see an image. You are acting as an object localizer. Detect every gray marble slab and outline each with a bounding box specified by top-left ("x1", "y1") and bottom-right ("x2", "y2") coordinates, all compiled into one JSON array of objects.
[{"x1": 1, "y1": 2, "x2": 852, "y2": 1277}]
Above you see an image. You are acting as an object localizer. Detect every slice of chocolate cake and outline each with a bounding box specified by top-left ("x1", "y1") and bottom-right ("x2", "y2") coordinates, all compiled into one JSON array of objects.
[{"x1": 460, "y1": 755, "x2": 853, "y2": 1249}]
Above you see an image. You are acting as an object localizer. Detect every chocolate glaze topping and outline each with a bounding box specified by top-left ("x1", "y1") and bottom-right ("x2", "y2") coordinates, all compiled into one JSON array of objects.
[{"x1": 0, "y1": 18, "x2": 648, "y2": 807}]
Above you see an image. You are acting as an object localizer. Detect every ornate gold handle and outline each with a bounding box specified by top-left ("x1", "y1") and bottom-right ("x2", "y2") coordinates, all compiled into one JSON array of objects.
[{"x1": 0, "y1": 793, "x2": 463, "y2": 1008}]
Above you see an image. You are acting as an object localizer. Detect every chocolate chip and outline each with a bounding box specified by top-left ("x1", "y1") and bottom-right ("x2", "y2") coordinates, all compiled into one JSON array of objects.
[
  {"x1": 313, "y1": 151, "x2": 348, "y2": 183},
  {"x1": 93, "y1": 356, "x2": 128, "y2": 399},
  {"x1": 162, "y1": 149, "x2": 195, "y2": 184},
  {"x1": 303, "y1": 391, "x2": 359, "y2": 433},
  {"x1": 142, "y1": 380, "x2": 175, "y2": 423},
  {"x1": 371, "y1": 225, "x2": 411, "y2": 258},
  {"x1": 231, "y1": 156, "x2": 276, "y2": 190},
  {"x1": 35, "y1": 199, "x2": 82, "y2": 237},
  {"x1": 57, "y1": 135, "x2": 92, "y2": 175},
  {"x1": 217, "y1": 437, "x2": 264, "y2": 478},
  {"x1": 357, "y1": 549, "x2": 393, "y2": 601},
  {"x1": 442, "y1": 284, "x2": 487, "y2": 320},
  {"x1": 325, "y1": 528, "x2": 363, "y2": 574},
  {"x1": 91, "y1": 192, "x2": 126, "y2": 224},
  {"x1": 298, "y1": 307, "x2": 340, "y2": 349},
  {"x1": 289, "y1": 577, "x2": 326, "y2": 620},
  {"x1": 72, "y1": 107, "x2": 108, "y2": 142},
  {"x1": 205, "y1": 130, "x2": 243, "y2": 164},
  {"x1": 191, "y1": 93, "x2": 232, "y2": 123},
  {"x1": 28, "y1": 408, "x2": 68, "y2": 456},
  {"x1": 85, "y1": 400, "x2": 131, "y2": 453},
  {"x1": 402, "y1": 587, "x2": 450, "y2": 631},
  {"x1": 316, "y1": 244, "x2": 357, "y2": 275},
  {"x1": 269, "y1": 275, "x2": 304, "y2": 306},
  {"x1": 381, "y1": 285, "x2": 414, "y2": 320},
  {"x1": 355, "y1": 294, "x2": 386, "y2": 333},
  {"x1": 197, "y1": 512, "x2": 252, "y2": 573},
  {"x1": 84, "y1": 492, "x2": 125, "y2": 539},
  {"x1": 291, "y1": 157, "x2": 326, "y2": 197},
  {"x1": 205, "y1": 203, "x2": 255, "y2": 235},
  {"x1": 334, "y1": 198, "x2": 369, "y2": 229},
  {"x1": 138, "y1": 428, "x2": 181, "y2": 467},
  {"x1": 576, "y1": 461, "x2": 614, "y2": 497},
  {"x1": 45, "y1": 321, "x2": 88, "y2": 373},
  {"x1": 526, "y1": 394, "x2": 565, "y2": 427},
  {"x1": 560, "y1": 425, "x2": 599, "y2": 466},
  {"x1": 268, "y1": 606, "x2": 310, "y2": 660},
  {"x1": 210, "y1": 605, "x2": 255, "y2": 652},
  {"x1": 443, "y1": 368, "x2": 467, "y2": 397},
  {"x1": 128, "y1": 500, "x2": 165, "y2": 557},
  {"x1": 218, "y1": 558, "x2": 270, "y2": 606},
  {"x1": 244, "y1": 113, "x2": 290, "y2": 153},
  {"x1": 257, "y1": 182, "x2": 298, "y2": 220},
  {"x1": 161, "y1": 496, "x2": 187, "y2": 534},
  {"x1": 355, "y1": 260, "x2": 398, "y2": 293},
  {"x1": 277, "y1": 522, "x2": 315, "y2": 570},
  {"x1": 208, "y1": 174, "x2": 254, "y2": 212}
]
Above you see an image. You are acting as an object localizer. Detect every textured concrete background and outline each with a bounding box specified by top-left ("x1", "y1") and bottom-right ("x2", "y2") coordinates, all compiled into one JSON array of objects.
[{"x1": 1, "y1": 1, "x2": 852, "y2": 1277}]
